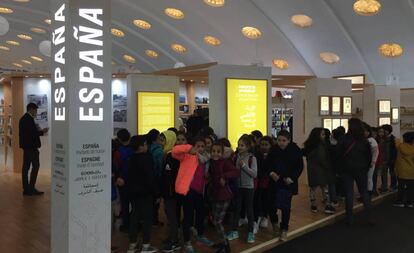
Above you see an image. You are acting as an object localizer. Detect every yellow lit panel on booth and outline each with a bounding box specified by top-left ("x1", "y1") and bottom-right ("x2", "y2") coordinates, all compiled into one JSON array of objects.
[
  {"x1": 226, "y1": 78, "x2": 268, "y2": 148},
  {"x1": 137, "y1": 92, "x2": 175, "y2": 134}
]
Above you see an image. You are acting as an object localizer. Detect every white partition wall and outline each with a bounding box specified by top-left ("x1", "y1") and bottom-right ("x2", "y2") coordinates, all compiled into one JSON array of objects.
[
  {"x1": 127, "y1": 74, "x2": 180, "y2": 134},
  {"x1": 208, "y1": 64, "x2": 272, "y2": 139}
]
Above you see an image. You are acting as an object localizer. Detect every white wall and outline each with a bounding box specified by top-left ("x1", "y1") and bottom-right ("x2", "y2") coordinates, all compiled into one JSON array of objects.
[
  {"x1": 126, "y1": 74, "x2": 180, "y2": 135},
  {"x1": 208, "y1": 64, "x2": 272, "y2": 139}
]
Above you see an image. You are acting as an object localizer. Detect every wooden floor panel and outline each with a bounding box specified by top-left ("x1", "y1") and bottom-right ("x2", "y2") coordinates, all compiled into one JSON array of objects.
[{"x1": 0, "y1": 169, "x2": 379, "y2": 253}]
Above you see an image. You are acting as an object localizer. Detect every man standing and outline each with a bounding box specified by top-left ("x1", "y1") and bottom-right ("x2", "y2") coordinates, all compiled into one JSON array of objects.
[{"x1": 19, "y1": 103, "x2": 49, "y2": 196}]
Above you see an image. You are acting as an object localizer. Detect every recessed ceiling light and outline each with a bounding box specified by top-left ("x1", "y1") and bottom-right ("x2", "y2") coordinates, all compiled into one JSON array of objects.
[
  {"x1": 31, "y1": 56, "x2": 43, "y2": 62},
  {"x1": 21, "y1": 60, "x2": 32, "y2": 64},
  {"x1": 353, "y1": 0, "x2": 381, "y2": 16},
  {"x1": 204, "y1": 0, "x2": 225, "y2": 7},
  {"x1": 320, "y1": 52, "x2": 340, "y2": 64},
  {"x1": 39, "y1": 75, "x2": 43, "y2": 78},
  {"x1": 379, "y1": 43, "x2": 403, "y2": 57},
  {"x1": 0, "y1": 7, "x2": 13, "y2": 14},
  {"x1": 171, "y1": 43, "x2": 187, "y2": 53},
  {"x1": 13, "y1": 0, "x2": 30, "y2": 2},
  {"x1": 123, "y1": 54, "x2": 136, "y2": 63},
  {"x1": 112, "y1": 74, "x2": 115, "y2": 78},
  {"x1": 133, "y1": 19, "x2": 151, "y2": 30},
  {"x1": 272, "y1": 59, "x2": 289, "y2": 70},
  {"x1": 111, "y1": 28, "x2": 125, "y2": 37},
  {"x1": 31, "y1": 27, "x2": 47, "y2": 34},
  {"x1": 44, "y1": 19, "x2": 51, "y2": 25},
  {"x1": 291, "y1": 14, "x2": 313, "y2": 28},
  {"x1": 241, "y1": 26, "x2": 262, "y2": 39},
  {"x1": 6, "y1": 40, "x2": 20, "y2": 46},
  {"x1": 18, "y1": 34, "x2": 32, "y2": 40},
  {"x1": 12, "y1": 63, "x2": 23, "y2": 68},
  {"x1": 0, "y1": 45, "x2": 10, "y2": 51},
  {"x1": 165, "y1": 8, "x2": 185, "y2": 19},
  {"x1": 204, "y1": 35, "x2": 221, "y2": 46},
  {"x1": 145, "y1": 50, "x2": 158, "y2": 58}
]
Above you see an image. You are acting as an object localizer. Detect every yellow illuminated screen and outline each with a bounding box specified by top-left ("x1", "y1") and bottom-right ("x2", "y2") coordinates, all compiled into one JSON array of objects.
[
  {"x1": 137, "y1": 92, "x2": 175, "y2": 135},
  {"x1": 227, "y1": 78, "x2": 268, "y2": 148}
]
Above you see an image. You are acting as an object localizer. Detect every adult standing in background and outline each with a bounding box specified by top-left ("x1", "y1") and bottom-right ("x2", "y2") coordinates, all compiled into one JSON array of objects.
[{"x1": 19, "y1": 103, "x2": 49, "y2": 196}]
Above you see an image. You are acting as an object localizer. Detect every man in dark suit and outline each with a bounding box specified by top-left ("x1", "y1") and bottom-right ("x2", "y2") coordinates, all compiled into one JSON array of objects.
[{"x1": 19, "y1": 103, "x2": 49, "y2": 196}]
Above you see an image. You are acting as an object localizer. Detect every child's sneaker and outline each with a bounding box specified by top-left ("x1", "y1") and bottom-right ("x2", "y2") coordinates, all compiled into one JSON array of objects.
[
  {"x1": 238, "y1": 218, "x2": 248, "y2": 227},
  {"x1": 226, "y1": 231, "x2": 239, "y2": 241},
  {"x1": 253, "y1": 222, "x2": 259, "y2": 234},
  {"x1": 260, "y1": 217, "x2": 269, "y2": 228},
  {"x1": 324, "y1": 205, "x2": 336, "y2": 214},
  {"x1": 141, "y1": 244, "x2": 158, "y2": 253},
  {"x1": 408, "y1": 203, "x2": 414, "y2": 208},
  {"x1": 279, "y1": 231, "x2": 288, "y2": 242},
  {"x1": 311, "y1": 205, "x2": 318, "y2": 213},
  {"x1": 197, "y1": 236, "x2": 214, "y2": 246},
  {"x1": 163, "y1": 241, "x2": 181, "y2": 252},
  {"x1": 184, "y1": 245, "x2": 195, "y2": 253},
  {"x1": 127, "y1": 243, "x2": 138, "y2": 253},
  {"x1": 247, "y1": 232, "x2": 255, "y2": 244},
  {"x1": 393, "y1": 201, "x2": 405, "y2": 208}
]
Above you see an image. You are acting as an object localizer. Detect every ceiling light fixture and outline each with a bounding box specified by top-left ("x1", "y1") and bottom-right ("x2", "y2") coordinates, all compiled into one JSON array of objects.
[
  {"x1": 320, "y1": 52, "x2": 340, "y2": 64},
  {"x1": 44, "y1": 19, "x2": 51, "y2": 25},
  {"x1": 204, "y1": 0, "x2": 225, "y2": 7},
  {"x1": 379, "y1": 43, "x2": 403, "y2": 57},
  {"x1": 31, "y1": 27, "x2": 47, "y2": 34},
  {"x1": 204, "y1": 35, "x2": 221, "y2": 46},
  {"x1": 123, "y1": 54, "x2": 136, "y2": 63},
  {"x1": 6, "y1": 40, "x2": 20, "y2": 46},
  {"x1": 353, "y1": 0, "x2": 381, "y2": 16},
  {"x1": 21, "y1": 60, "x2": 32, "y2": 64},
  {"x1": 18, "y1": 34, "x2": 32, "y2": 40},
  {"x1": 13, "y1": 0, "x2": 30, "y2": 2},
  {"x1": 165, "y1": 8, "x2": 185, "y2": 19},
  {"x1": 31, "y1": 56, "x2": 43, "y2": 62},
  {"x1": 0, "y1": 7, "x2": 13, "y2": 14},
  {"x1": 0, "y1": 45, "x2": 10, "y2": 51},
  {"x1": 171, "y1": 43, "x2": 187, "y2": 53},
  {"x1": 133, "y1": 19, "x2": 151, "y2": 30},
  {"x1": 272, "y1": 59, "x2": 289, "y2": 70},
  {"x1": 12, "y1": 63, "x2": 23, "y2": 68},
  {"x1": 111, "y1": 28, "x2": 125, "y2": 37},
  {"x1": 291, "y1": 14, "x2": 313, "y2": 28},
  {"x1": 241, "y1": 26, "x2": 262, "y2": 39},
  {"x1": 145, "y1": 50, "x2": 158, "y2": 58}
]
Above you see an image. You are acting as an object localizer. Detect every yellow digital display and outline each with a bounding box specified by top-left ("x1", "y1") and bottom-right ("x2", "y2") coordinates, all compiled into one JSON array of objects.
[
  {"x1": 137, "y1": 92, "x2": 175, "y2": 135},
  {"x1": 226, "y1": 78, "x2": 268, "y2": 148}
]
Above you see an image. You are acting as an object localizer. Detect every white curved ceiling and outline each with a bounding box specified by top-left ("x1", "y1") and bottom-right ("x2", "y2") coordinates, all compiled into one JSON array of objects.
[{"x1": 0, "y1": 0, "x2": 413, "y2": 87}]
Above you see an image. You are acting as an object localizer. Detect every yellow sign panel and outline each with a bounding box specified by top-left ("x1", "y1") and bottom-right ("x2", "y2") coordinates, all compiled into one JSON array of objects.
[
  {"x1": 137, "y1": 92, "x2": 175, "y2": 135},
  {"x1": 227, "y1": 78, "x2": 268, "y2": 148}
]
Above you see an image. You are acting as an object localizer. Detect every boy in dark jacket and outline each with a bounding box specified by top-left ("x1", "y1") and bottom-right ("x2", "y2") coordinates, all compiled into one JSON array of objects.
[{"x1": 127, "y1": 135, "x2": 158, "y2": 253}]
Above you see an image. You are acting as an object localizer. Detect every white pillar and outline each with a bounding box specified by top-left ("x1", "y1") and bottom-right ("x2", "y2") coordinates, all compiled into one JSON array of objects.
[{"x1": 50, "y1": 1, "x2": 112, "y2": 252}]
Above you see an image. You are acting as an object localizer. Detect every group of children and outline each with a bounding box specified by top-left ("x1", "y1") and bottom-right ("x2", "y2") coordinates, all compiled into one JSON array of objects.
[{"x1": 112, "y1": 128, "x2": 303, "y2": 253}]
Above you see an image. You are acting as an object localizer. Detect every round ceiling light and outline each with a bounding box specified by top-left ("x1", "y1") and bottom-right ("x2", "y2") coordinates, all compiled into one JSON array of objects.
[
  {"x1": 379, "y1": 43, "x2": 403, "y2": 57},
  {"x1": 272, "y1": 59, "x2": 289, "y2": 70},
  {"x1": 165, "y1": 8, "x2": 184, "y2": 19},
  {"x1": 31, "y1": 27, "x2": 47, "y2": 34},
  {"x1": 320, "y1": 52, "x2": 340, "y2": 64},
  {"x1": 145, "y1": 50, "x2": 158, "y2": 58},
  {"x1": 6, "y1": 40, "x2": 19, "y2": 46},
  {"x1": 0, "y1": 7, "x2": 13, "y2": 14},
  {"x1": 18, "y1": 34, "x2": 32, "y2": 40},
  {"x1": 0, "y1": 45, "x2": 10, "y2": 51},
  {"x1": 123, "y1": 54, "x2": 136, "y2": 63},
  {"x1": 204, "y1": 35, "x2": 221, "y2": 46},
  {"x1": 242, "y1": 26, "x2": 262, "y2": 39},
  {"x1": 111, "y1": 28, "x2": 125, "y2": 37},
  {"x1": 21, "y1": 60, "x2": 32, "y2": 64},
  {"x1": 44, "y1": 19, "x2": 51, "y2": 25},
  {"x1": 291, "y1": 14, "x2": 313, "y2": 28},
  {"x1": 12, "y1": 63, "x2": 23, "y2": 68},
  {"x1": 133, "y1": 19, "x2": 151, "y2": 30},
  {"x1": 0, "y1": 15, "x2": 9, "y2": 35},
  {"x1": 13, "y1": 0, "x2": 30, "y2": 2},
  {"x1": 171, "y1": 43, "x2": 187, "y2": 53},
  {"x1": 353, "y1": 0, "x2": 381, "y2": 16},
  {"x1": 31, "y1": 56, "x2": 43, "y2": 62},
  {"x1": 204, "y1": 0, "x2": 225, "y2": 7}
]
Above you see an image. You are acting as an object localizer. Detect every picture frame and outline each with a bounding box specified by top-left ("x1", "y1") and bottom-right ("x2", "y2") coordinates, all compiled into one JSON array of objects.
[
  {"x1": 322, "y1": 118, "x2": 332, "y2": 131},
  {"x1": 320, "y1": 96, "x2": 330, "y2": 116},
  {"x1": 332, "y1": 118, "x2": 341, "y2": 130},
  {"x1": 391, "y1": 107, "x2": 399, "y2": 124},
  {"x1": 378, "y1": 99, "x2": 391, "y2": 115},
  {"x1": 378, "y1": 117, "x2": 391, "y2": 126},
  {"x1": 342, "y1": 97, "x2": 352, "y2": 116},
  {"x1": 331, "y1": 97, "x2": 341, "y2": 116},
  {"x1": 340, "y1": 118, "x2": 349, "y2": 131}
]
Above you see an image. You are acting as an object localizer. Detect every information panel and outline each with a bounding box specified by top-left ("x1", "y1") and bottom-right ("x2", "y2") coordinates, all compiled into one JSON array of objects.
[
  {"x1": 137, "y1": 92, "x2": 175, "y2": 134},
  {"x1": 227, "y1": 78, "x2": 267, "y2": 148}
]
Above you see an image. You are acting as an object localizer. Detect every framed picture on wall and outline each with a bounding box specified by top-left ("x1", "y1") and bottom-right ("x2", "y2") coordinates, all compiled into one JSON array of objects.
[
  {"x1": 323, "y1": 118, "x2": 332, "y2": 131},
  {"x1": 340, "y1": 118, "x2": 349, "y2": 131},
  {"x1": 320, "y1": 96, "x2": 330, "y2": 116},
  {"x1": 392, "y1": 107, "x2": 399, "y2": 124},
  {"x1": 378, "y1": 100, "x2": 391, "y2": 115},
  {"x1": 378, "y1": 117, "x2": 391, "y2": 126},
  {"x1": 331, "y1": 97, "x2": 341, "y2": 116},
  {"x1": 332, "y1": 118, "x2": 341, "y2": 130},
  {"x1": 343, "y1": 97, "x2": 352, "y2": 115}
]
